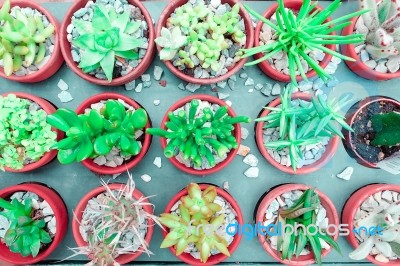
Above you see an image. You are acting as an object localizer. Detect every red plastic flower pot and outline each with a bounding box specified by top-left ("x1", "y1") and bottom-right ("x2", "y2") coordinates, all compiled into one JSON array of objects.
[
  {"x1": 155, "y1": 0, "x2": 254, "y2": 85},
  {"x1": 2, "y1": 92, "x2": 63, "y2": 173},
  {"x1": 75, "y1": 93, "x2": 152, "y2": 175},
  {"x1": 0, "y1": 183, "x2": 68, "y2": 265},
  {"x1": 253, "y1": 0, "x2": 335, "y2": 83},
  {"x1": 255, "y1": 183, "x2": 339, "y2": 265},
  {"x1": 0, "y1": 1, "x2": 64, "y2": 83},
  {"x1": 159, "y1": 94, "x2": 241, "y2": 176},
  {"x1": 342, "y1": 184, "x2": 400, "y2": 265},
  {"x1": 342, "y1": 96, "x2": 400, "y2": 168},
  {"x1": 255, "y1": 92, "x2": 339, "y2": 175},
  {"x1": 72, "y1": 183, "x2": 155, "y2": 264},
  {"x1": 162, "y1": 183, "x2": 243, "y2": 266},
  {"x1": 341, "y1": 17, "x2": 400, "y2": 81},
  {"x1": 60, "y1": 0, "x2": 155, "y2": 86}
]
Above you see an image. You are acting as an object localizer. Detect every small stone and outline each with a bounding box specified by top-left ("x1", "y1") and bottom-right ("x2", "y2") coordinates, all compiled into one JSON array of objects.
[
  {"x1": 225, "y1": 100, "x2": 232, "y2": 106},
  {"x1": 245, "y1": 78, "x2": 254, "y2": 86},
  {"x1": 223, "y1": 181, "x2": 229, "y2": 190},
  {"x1": 141, "y1": 174, "x2": 151, "y2": 182},
  {"x1": 217, "y1": 81, "x2": 227, "y2": 89},
  {"x1": 153, "y1": 99, "x2": 160, "y2": 106},
  {"x1": 326, "y1": 77, "x2": 339, "y2": 87},
  {"x1": 143, "y1": 81, "x2": 152, "y2": 88},
  {"x1": 355, "y1": 44, "x2": 366, "y2": 53},
  {"x1": 159, "y1": 80, "x2": 167, "y2": 87},
  {"x1": 135, "y1": 83, "x2": 143, "y2": 93},
  {"x1": 360, "y1": 50, "x2": 370, "y2": 62},
  {"x1": 241, "y1": 127, "x2": 249, "y2": 140},
  {"x1": 57, "y1": 79, "x2": 68, "y2": 91},
  {"x1": 153, "y1": 157, "x2": 162, "y2": 168},
  {"x1": 268, "y1": 200, "x2": 279, "y2": 212},
  {"x1": 305, "y1": 151, "x2": 314, "y2": 160},
  {"x1": 375, "y1": 254, "x2": 389, "y2": 263},
  {"x1": 228, "y1": 79, "x2": 235, "y2": 90},
  {"x1": 248, "y1": 88, "x2": 254, "y2": 93},
  {"x1": 125, "y1": 80, "x2": 135, "y2": 91},
  {"x1": 57, "y1": 91, "x2": 73, "y2": 103},
  {"x1": 382, "y1": 190, "x2": 393, "y2": 202},
  {"x1": 375, "y1": 62, "x2": 388, "y2": 73},
  {"x1": 261, "y1": 84, "x2": 272, "y2": 96},
  {"x1": 387, "y1": 59, "x2": 400, "y2": 73},
  {"x1": 93, "y1": 156, "x2": 106, "y2": 166},
  {"x1": 299, "y1": 80, "x2": 313, "y2": 91},
  {"x1": 186, "y1": 83, "x2": 201, "y2": 92},
  {"x1": 254, "y1": 83, "x2": 263, "y2": 91},
  {"x1": 229, "y1": 75, "x2": 237, "y2": 82},
  {"x1": 237, "y1": 144, "x2": 250, "y2": 156},
  {"x1": 153, "y1": 66, "x2": 163, "y2": 80},
  {"x1": 271, "y1": 83, "x2": 281, "y2": 95},
  {"x1": 239, "y1": 72, "x2": 247, "y2": 79},
  {"x1": 141, "y1": 74, "x2": 151, "y2": 82},
  {"x1": 315, "y1": 50, "x2": 325, "y2": 61},
  {"x1": 312, "y1": 78, "x2": 324, "y2": 91},
  {"x1": 325, "y1": 62, "x2": 338, "y2": 74},
  {"x1": 244, "y1": 167, "x2": 259, "y2": 178},
  {"x1": 243, "y1": 154, "x2": 258, "y2": 167},
  {"x1": 178, "y1": 83, "x2": 185, "y2": 91},
  {"x1": 364, "y1": 60, "x2": 377, "y2": 69},
  {"x1": 218, "y1": 92, "x2": 230, "y2": 100}
]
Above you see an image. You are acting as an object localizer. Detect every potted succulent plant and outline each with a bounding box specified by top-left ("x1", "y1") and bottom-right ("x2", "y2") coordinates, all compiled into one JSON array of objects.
[
  {"x1": 155, "y1": 0, "x2": 254, "y2": 84},
  {"x1": 0, "y1": 93, "x2": 61, "y2": 173},
  {"x1": 342, "y1": 184, "x2": 400, "y2": 265},
  {"x1": 47, "y1": 93, "x2": 151, "y2": 175},
  {"x1": 343, "y1": 96, "x2": 400, "y2": 168},
  {"x1": 60, "y1": 0, "x2": 155, "y2": 86},
  {"x1": 0, "y1": 182, "x2": 68, "y2": 265},
  {"x1": 146, "y1": 95, "x2": 250, "y2": 176},
  {"x1": 255, "y1": 90, "x2": 353, "y2": 174},
  {"x1": 254, "y1": 184, "x2": 340, "y2": 265},
  {"x1": 241, "y1": 0, "x2": 367, "y2": 85},
  {"x1": 0, "y1": 0, "x2": 64, "y2": 83},
  {"x1": 70, "y1": 173, "x2": 161, "y2": 265},
  {"x1": 160, "y1": 183, "x2": 243, "y2": 265},
  {"x1": 342, "y1": 0, "x2": 400, "y2": 80}
]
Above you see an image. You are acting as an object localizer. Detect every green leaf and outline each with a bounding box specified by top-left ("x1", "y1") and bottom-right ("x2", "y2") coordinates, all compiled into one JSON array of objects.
[
  {"x1": 76, "y1": 137, "x2": 94, "y2": 161},
  {"x1": 113, "y1": 33, "x2": 144, "y2": 51},
  {"x1": 30, "y1": 239, "x2": 41, "y2": 257},
  {"x1": 112, "y1": 11, "x2": 129, "y2": 31},
  {"x1": 125, "y1": 21, "x2": 141, "y2": 34},
  {"x1": 131, "y1": 108, "x2": 148, "y2": 129},
  {"x1": 115, "y1": 50, "x2": 139, "y2": 60},
  {"x1": 119, "y1": 135, "x2": 131, "y2": 151},
  {"x1": 78, "y1": 49, "x2": 106, "y2": 69},
  {"x1": 371, "y1": 112, "x2": 400, "y2": 146},
  {"x1": 73, "y1": 20, "x2": 93, "y2": 35},
  {"x1": 94, "y1": 135, "x2": 113, "y2": 155},
  {"x1": 100, "y1": 50, "x2": 115, "y2": 81},
  {"x1": 92, "y1": 5, "x2": 111, "y2": 31},
  {"x1": 40, "y1": 230, "x2": 52, "y2": 244},
  {"x1": 57, "y1": 149, "x2": 77, "y2": 164},
  {"x1": 72, "y1": 33, "x2": 95, "y2": 50},
  {"x1": 87, "y1": 110, "x2": 104, "y2": 133}
]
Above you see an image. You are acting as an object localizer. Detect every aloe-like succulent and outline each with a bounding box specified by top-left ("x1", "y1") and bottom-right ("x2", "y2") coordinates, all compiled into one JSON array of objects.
[
  {"x1": 0, "y1": 197, "x2": 53, "y2": 257},
  {"x1": 0, "y1": 0, "x2": 55, "y2": 76},
  {"x1": 370, "y1": 111, "x2": 400, "y2": 146},
  {"x1": 46, "y1": 99, "x2": 148, "y2": 165},
  {"x1": 160, "y1": 183, "x2": 230, "y2": 263},
  {"x1": 256, "y1": 88, "x2": 353, "y2": 171},
  {"x1": 146, "y1": 99, "x2": 250, "y2": 169},
  {"x1": 71, "y1": 3, "x2": 144, "y2": 81},
  {"x1": 0, "y1": 94, "x2": 57, "y2": 171},
  {"x1": 241, "y1": 0, "x2": 368, "y2": 85}
]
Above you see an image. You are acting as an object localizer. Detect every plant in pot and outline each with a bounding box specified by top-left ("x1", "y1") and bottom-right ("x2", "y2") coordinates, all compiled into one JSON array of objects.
[
  {"x1": 255, "y1": 89, "x2": 353, "y2": 174},
  {"x1": 0, "y1": 0, "x2": 64, "y2": 82},
  {"x1": 241, "y1": 0, "x2": 367, "y2": 85},
  {"x1": 343, "y1": 96, "x2": 400, "y2": 168},
  {"x1": 155, "y1": 0, "x2": 254, "y2": 84},
  {"x1": 60, "y1": 0, "x2": 154, "y2": 86},
  {"x1": 0, "y1": 182, "x2": 68, "y2": 265},
  {"x1": 0, "y1": 93, "x2": 59, "y2": 173},
  {"x1": 342, "y1": 0, "x2": 400, "y2": 80},
  {"x1": 255, "y1": 184, "x2": 340, "y2": 265},
  {"x1": 342, "y1": 184, "x2": 400, "y2": 264},
  {"x1": 69, "y1": 173, "x2": 162, "y2": 265},
  {"x1": 47, "y1": 93, "x2": 151, "y2": 175},
  {"x1": 146, "y1": 95, "x2": 250, "y2": 176},
  {"x1": 159, "y1": 183, "x2": 243, "y2": 265}
]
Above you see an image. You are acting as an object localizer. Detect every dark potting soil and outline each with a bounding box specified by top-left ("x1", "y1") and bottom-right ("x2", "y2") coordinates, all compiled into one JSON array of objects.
[{"x1": 351, "y1": 101, "x2": 400, "y2": 163}]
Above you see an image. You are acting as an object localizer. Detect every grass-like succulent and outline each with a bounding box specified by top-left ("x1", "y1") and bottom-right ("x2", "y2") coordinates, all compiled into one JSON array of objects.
[
  {"x1": 160, "y1": 183, "x2": 230, "y2": 263},
  {"x1": 71, "y1": 3, "x2": 144, "y2": 81},
  {"x1": 0, "y1": 0, "x2": 55, "y2": 76},
  {"x1": 256, "y1": 88, "x2": 353, "y2": 171},
  {"x1": 146, "y1": 99, "x2": 250, "y2": 169},
  {"x1": 370, "y1": 111, "x2": 400, "y2": 146},
  {"x1": 46, "y1": 99, "x2": 148, "y2": 165},
  {"x1": 241, "y1": 0, "x2": 368, "y2": 85},
  {"x1": 155, "y1": 2, "x2": 246, "y2": 73},
  {"x1": 0, "y1": 197, "x2": 53, "y2": 257},
  {"x1": 274, "y1": 189, "x2": 341, "y2": 265},
  {"x1": 0, "y1": 94, "x2": 57, "y2": 170}
]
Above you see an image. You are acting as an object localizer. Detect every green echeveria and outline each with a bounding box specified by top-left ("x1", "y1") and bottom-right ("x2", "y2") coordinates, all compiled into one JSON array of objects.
[{"x1": 0, "y1": 94, "x2": 57, "y2": 170}]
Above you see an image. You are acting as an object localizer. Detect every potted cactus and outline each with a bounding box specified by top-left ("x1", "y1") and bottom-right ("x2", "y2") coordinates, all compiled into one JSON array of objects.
[
  {"x1": 146, "y1": 95, "x2": 250, "y2": 176},
  {"x1": 60, "y1": 0, "x2": 155, "y2": 86},
  {"x1": 155, "y1": 0, "x2": 254, "y2": 84},
  {"x1": 255, "y1": 90, "x2": 353, "y2": 174},
  {"x1": 46, "y1": 93, "x2": 151, "y2": 175},
  {"x1": 160, "y1": 183, "x2": 243, "y2": 265},
  {"x1": 0, "y1": 182, "x2": 68, "y2": 265},
  {"x1": 0, "y1": 93, "x2": 61, "y2": 173},
  {"x1": 342, "y1": 0, "x2": 400, "y2": 80},
  {"x1": 342, "y1": 184, "x2": 400, "y2": 265},
  {"x1": 0, "y1": 0, "x2": 64, "y2": 82},
  {"x1": 241, "y1": 0, "x2": 367, "y2": 85},
  {"x1": 254, "y1": 184, "x2": 340, "y2": 265},
  {"x1": 70, "y1": 174, "x2": 161, "y2": 265},
  {"x1": 343, "y1": 96, "x2": 400, "y2": 168}
]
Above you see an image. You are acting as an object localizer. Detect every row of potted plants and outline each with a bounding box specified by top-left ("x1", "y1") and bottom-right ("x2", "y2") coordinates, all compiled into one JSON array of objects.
[
  {"x1": 1, "y1": 180, "x2": 397, "y2": 265},
  {"x1": 1, "y1": 0, "x2": 399, "y2": 86}
]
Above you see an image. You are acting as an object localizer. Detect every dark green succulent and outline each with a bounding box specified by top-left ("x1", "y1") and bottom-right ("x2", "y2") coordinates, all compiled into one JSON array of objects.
[
  {"x1": 371, "y1": 111, "x2": 400, "y2": 146},
  {"x1": 46, "y1": 100, "x2": 148, "y2": 164}
]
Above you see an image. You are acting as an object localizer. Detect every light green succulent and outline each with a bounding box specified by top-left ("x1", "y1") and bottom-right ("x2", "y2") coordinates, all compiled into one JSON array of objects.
[{"x1": 155, "y1": 27, "x2": 187, "y2": 60}]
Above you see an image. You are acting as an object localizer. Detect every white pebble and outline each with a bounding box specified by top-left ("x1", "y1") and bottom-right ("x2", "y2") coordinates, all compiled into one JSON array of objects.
[
  {"x1": 241, "y1": 127, "x2": 249, "y2": 140},
  {"x1": 57, "y1": 91, "x2": 73, "y2": 103},
  {"x1": 140, "y1": 174, "x2": 151, "y2": 182},
  {"x1": 153, "y1": 99, "x2": 160, "y2": 106},
  {"x1": 244, "y1": 166, "x2": 259, "y2": 178},
  {"x1": 57, "y1": 79, "x2": 68, "y2": 91},
  {"x1": 153, "y1": 157, "x2": 162, "y2": 168},
  {"x1": 243, "y1": 154, "x2": 258, "y2": 167}
]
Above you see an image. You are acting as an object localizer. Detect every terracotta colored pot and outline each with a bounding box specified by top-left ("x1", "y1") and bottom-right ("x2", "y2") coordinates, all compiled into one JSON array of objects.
[
  {"x1": 341, "y1": 17, "x2": 400, "y2": 81},
  {"x1": 75, "y1": 93, "x2": 152, "y2": 175},
  {"x1": 0, "y1": 183, "x2": 68, "y2": 265},
  {"x1": 2, "y1": 92, "x2": 63, "y2": 173},
  {"x1": 60, "y1": 0, "x2": 155, "y2": 86},
  {"x1": 342, "y1": 96, "x2": 400, "y2": 168},
  {"x1": 255, "y1": 92, "x2": 339, "y2": 175},
  {"x1": 253, "y1": 0, "x2": 335, "y2": 82},
  {"x1": 72, "y1": 183, "x2": 155, "y2": 264},
  {"x1": 159, "y1": 94, "x2": 241, "y2": 176},
  {"x1": 155, "y1": 0, "x2": 254, "y2": 85},
  {"x1": 0, "y1": 0, "x2": 64, "y2": 83},
  {"x1": 162, "y1": 183, "x2": 243, "y2": 266},
  {"x1": 255, "y1": 183, "x2": 339, "y2": 265},
  {"x1": 342, "y1": 183, "x2": 400, "y2": 265}
]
